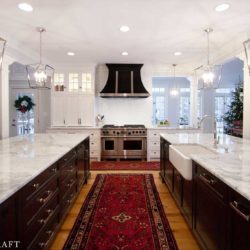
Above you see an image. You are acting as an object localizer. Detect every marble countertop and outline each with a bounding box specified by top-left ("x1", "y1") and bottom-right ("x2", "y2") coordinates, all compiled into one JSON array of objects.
[
  {"x1": 0, "y1": 133, "x2": 89, "y2": 204},
  {"x1": 160, "y1": 133, "x2": 250, "y2": 201},
  {"x1": 148, "y1": 126, "x2": 200, "y2": 130},
  {"x1": 48, "y1": 126, "x2": 101, "y2": 130}
]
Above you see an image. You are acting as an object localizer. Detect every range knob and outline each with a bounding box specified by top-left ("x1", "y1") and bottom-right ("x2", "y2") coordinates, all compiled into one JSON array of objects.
[
  {"x1": 128, "y1": 132, "x2": 131, "y2": 135},
  {"x1": 117, "y1": 132, "x2": 120, "y2": 135}
]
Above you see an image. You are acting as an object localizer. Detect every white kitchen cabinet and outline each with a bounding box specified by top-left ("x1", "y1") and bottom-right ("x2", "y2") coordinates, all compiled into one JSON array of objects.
[
  {"x1": 51, "y1": 93, "x2": 94, "y2": 127},
  {"x1": 51, "y1": 94, "x2": 67, "y2": 126}
]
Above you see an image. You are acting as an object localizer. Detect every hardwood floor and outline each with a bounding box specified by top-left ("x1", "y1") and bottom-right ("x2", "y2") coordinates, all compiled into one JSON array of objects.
[{"x1": 50, "y1": 171, "x2": 200, "y2": 250}]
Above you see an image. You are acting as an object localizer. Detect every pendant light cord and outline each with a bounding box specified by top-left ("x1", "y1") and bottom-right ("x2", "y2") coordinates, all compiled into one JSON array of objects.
[
  {"x1": 39, "y1": 30, "x2": 42, "y2": 65},
  {"x1": 207, "y1": 30, "x2": 210, "y2": 66}
]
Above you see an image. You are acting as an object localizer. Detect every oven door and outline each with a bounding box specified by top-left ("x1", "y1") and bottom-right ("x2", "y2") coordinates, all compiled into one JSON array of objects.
[
  {"x1": 118, "y1": 137, "x2": 146, "y2": 158},
  {"x1": 101, "y1": 137, "x2": 118, "y2": 158}
]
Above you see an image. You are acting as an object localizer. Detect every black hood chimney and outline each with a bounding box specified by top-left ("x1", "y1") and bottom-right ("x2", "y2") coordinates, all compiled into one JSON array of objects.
[{"x1": 100, "y1": 64, "x2": 150, "y2": 98}]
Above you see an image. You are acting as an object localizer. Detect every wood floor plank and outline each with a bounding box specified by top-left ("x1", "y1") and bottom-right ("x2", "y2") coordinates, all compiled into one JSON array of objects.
[{"x1": 50, "y1": 171, "x2": 200, "y2": 250}]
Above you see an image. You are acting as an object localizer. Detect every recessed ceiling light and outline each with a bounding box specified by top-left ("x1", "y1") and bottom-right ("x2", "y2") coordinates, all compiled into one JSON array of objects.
[
  {"x1": 215, "y1": 3, "x2": 230, "y2": 12},
  {"x1": 120, "y1": 26, "x2": 130, "y2": 32},
  {"x1": 67, "y1": 52, "x2": 75, "y2": 56},
  {"x1": 18, "y1": 3, "x2": 33, "y2": 12},
  {"x1": 174, "y1": 52, "x2": 182, "y2": 56},
  {"x1": 121, "y1": 51, "x2": 128, "y2": 56}
]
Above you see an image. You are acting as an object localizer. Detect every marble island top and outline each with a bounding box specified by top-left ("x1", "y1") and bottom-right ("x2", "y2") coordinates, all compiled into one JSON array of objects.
[
  {"x1": 0, "y1": 133, "x2": 89, "y2": 204},
  {"x1": 160, "y1": 133, "x2": 250, "y2": 201}
]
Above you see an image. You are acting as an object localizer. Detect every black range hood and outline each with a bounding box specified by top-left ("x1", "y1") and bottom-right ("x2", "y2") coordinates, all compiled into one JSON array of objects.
[{"x1": 100, "y1": 64, "x2": 150, "y2": 98}]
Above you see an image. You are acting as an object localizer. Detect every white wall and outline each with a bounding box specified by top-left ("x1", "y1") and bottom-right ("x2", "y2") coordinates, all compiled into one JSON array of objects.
[{"x1": 95, "y1": 64, "x2": 153, "y2": 126}]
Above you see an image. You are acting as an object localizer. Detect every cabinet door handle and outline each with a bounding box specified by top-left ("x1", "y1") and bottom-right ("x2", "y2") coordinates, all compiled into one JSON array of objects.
[
  {"x1": 230, "y1": 201, "x2": 250, "y2": 222},
  {"x1": 199, "y1": 173, "x2": 216, "y2": 185}
]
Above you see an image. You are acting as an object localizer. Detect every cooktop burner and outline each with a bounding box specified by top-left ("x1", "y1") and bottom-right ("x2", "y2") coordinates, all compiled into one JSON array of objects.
[{"x1": 102, "y1": 124, "x2": 145, "y2": 129}]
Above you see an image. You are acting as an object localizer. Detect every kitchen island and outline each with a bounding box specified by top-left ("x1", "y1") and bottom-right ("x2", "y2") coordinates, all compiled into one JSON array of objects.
[
  {"x1": 160, "y1": 133, "x2": 250, "y2": 250},
  {"x1": 0, "y1": 133, "x2": 90, "y2": 250}
]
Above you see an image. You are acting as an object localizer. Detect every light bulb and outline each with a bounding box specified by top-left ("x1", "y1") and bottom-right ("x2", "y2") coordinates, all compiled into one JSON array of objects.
[
  {"x1": 34, "y1": 70, "x2": 47, "y2": 84},
  {"x1": 202, "y1": 71, "x2": 215, "y2": 86},
  {"x1": 170, "y1": 89, "x2": 179, "y2": 96}
]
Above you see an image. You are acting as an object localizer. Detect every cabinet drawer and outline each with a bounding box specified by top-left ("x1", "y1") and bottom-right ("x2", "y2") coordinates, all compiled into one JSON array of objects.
[
  {"x1": 148, "y1": 131, "x2": 160, "y2": 138},
  {"x1": 61, "y1": 182, "x2": 77, "y2": 218},
  {"x1": 58, "y1": 149, "x2": 77, "y2": 168},
  {"x1": 60, "y1": 158, "x2": 76, "y2": 183},
  {"x1": 148, "y1": 140, "x2": 160, "y2": 147},
  {"x1": 149, "y1": 150, "x2": 160, "y2": 158},
  {"x1": 21, "y1": 163, "x2": 58, "y2": 203},
  {"x1": 23, "y1": 176, "x2": 58, "y2": 225},
  {"x1": 195, "y1": 164, "x2": 228, "y2": 201},
  {"x1": 61, "y1": 172, "x2": 77, "y2": 195},
  {"x1": 25, "y1": 193, "x2": 59, "y2": 244},
  {"x1": 28, "y1": 209, "x2": 59, "y2": 250}
]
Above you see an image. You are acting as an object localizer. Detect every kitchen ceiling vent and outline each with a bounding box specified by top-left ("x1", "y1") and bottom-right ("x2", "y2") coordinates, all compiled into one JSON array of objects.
[{"x1": 100, "y1": 64, "x2": 150, "y2": 98}]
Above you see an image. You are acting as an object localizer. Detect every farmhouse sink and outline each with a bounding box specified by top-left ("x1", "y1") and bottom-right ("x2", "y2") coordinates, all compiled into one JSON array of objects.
[{"x1": 169, "y1": 144, "x2": 217, "y2": 180}]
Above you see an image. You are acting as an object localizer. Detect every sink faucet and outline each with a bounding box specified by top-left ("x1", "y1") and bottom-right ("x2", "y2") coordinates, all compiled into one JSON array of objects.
[{"x1": 198, "y1": 115, "x2": 219, "y2": 147}]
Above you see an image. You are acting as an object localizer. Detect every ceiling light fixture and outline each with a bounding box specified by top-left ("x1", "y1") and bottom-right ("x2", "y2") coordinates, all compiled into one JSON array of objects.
[
  {"x1": 197, "y1": 28, "x2": 222, "y2": 90},
  {"x1": 26, "y1": 27, "x2": 54, "y2": 89},
  {"x1": 170, "y1": 64, "x2": 179, "y2": 96},
  {"x1": 121, "y1": 51, "x2": 128, "y2": 56},
  {"x1": 120, "y1": 26, "x2": 130, "y2": 32},
  {"x1": 18, "y1": 3, "x2": 33, "y2": 12},
  {"x1": 174, "y1": 52, "x2": 182, "y2": 56},
  {"x1": 215, "y1": 3, "x2": 230, "y2": 12},
  {"x1": 67, "y1": 52, "x2": 75, "y2": 56},
  {"x1": 0, "y1": 37, "x2": 6, "y2": 70}
]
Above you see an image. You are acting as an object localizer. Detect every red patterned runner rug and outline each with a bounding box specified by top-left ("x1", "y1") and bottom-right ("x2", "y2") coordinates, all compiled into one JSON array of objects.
[
  {"x1": 63, "y1": 174, "x2": 178, "y2": 250},
  {"x1": 91, "y1": 161, "x2": 160, "y2": 170}
]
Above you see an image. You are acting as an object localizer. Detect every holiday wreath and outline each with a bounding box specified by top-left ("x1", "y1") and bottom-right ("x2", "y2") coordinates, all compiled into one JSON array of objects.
[{"x1": 14, "y1": 95, "x2": 35, "y2": 113}]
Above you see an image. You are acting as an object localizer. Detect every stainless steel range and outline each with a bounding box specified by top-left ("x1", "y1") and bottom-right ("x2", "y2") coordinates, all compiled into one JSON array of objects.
[{"x1": 101, "y1": 125, "x2": 147, "y2": 160}]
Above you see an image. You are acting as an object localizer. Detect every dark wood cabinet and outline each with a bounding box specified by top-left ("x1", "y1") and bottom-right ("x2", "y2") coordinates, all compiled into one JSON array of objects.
[
  {"x1": 160, "y1": 137, "x2": 174, "y2": 191},
  {"x1": 0, "y1": 137, "x2": 90, "y2": 250},
  {"x1": 182, "y1": 178, "x2": 193, "y2": 227},
  {"x1": 229, "y1": 190, "x2": 250, "y2": 250},
  {"x1": 0, "y1": 197, "x2": 19, "y2": 245},
  {"x1": 173, "y1": 168, "x2": 183, "y2": 206},
  {"x1": 193, "y1": 163, "x2": 228, "y2": 250}
]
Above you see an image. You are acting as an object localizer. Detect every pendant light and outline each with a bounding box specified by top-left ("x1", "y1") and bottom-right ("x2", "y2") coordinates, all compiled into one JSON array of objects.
[
  {"x1": 170, "y1": 64, "x2": 179, "y2": 96},
  {"x1": 26, "y1": 27, "x2": 54, "y2": 89},
  {"x1": 243, "y1": 39, "x2": 250, "y2": 76},
  {"x1": 198, "y1": 28, "x2": 222, "y2": 90},
  {"x1": 0, "y1": 37, "x2": 6, "y2": 70}
]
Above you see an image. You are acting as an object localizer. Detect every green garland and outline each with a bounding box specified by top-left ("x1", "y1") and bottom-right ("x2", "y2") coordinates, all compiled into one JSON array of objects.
[{"x1": 14, "y1": 95, "x2": 35, "y2": 113}]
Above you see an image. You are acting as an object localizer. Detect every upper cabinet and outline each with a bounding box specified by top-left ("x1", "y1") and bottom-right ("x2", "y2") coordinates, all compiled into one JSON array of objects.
[
  {"x1": 51, "y1": 67, "x2": 96, "y2": 127},
  {"x1": 53, "y1": 71, "x2": 94, "y2": 94}
]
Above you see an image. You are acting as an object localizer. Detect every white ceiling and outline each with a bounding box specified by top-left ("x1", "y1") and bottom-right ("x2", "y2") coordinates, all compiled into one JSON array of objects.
[{"x1": 0, "y1": 0, "x2": 250, "y2": 71}]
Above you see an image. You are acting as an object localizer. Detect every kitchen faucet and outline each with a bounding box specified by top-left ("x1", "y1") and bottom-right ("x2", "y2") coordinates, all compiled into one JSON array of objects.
[{"x1": 198, "y1": 115, "x2": 219, "y2": 147}]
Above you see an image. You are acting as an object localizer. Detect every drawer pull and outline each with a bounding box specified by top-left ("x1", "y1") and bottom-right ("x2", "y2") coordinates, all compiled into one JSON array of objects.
[
  {"x1": 33, "y1": 183, "x2": 40, "y2": 189},
  {"x1": 154, "y1": 143, "x2": 156, "y2": 145},
  {"x1": 199, "y1": 173, "x2": 216, "y2": 185},
  {"x1": 38, "y1": 219, "x2": 45, "y2": 225},
  {"x1": 230, "y1": 201, "x2": 250, "y2": 222},
  {"x1": 154, "y1": 134, "x2": 157, "y2": 136},
  {"x1": 38, "y1": 209, "x2": 54, "y2": 225},
  {"x1": 46, "y1": 209, "x2": 53, "y2": 214},
  {"x1": 67, "y1": 194, "x2": 75, "y2": 204},
  {"x1": 46, "y1": 230, "x2": 53, "y2": 236},
  {"x1": 38, "y1": 190, "x2": 52, "y2": 204},
  {"x1": 67, "y1": 179, "x2": 75, "y2": 187},
  {"x1": 51, "y1": 168, "x2": 57, "y2": 173},
  {"x1": 91, "y1": 142, "x2": 94, "y2": 145}
]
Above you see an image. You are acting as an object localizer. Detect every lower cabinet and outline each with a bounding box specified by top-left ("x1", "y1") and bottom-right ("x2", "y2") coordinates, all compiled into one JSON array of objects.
[
  {"x1": 0, "y1": 138, "x2": 90, "y2": 250},
  {"x1": 229, "y1": 190, "x2": 250, "y2": 250},
  {"x1": 193, "y1": 164, "x2": 228, "y2": 250},
  {"x1": 173, "y1": 168, "x2": 183, "y2": 206}
]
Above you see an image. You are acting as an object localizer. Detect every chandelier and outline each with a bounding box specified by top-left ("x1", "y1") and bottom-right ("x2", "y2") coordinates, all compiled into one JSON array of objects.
[
  {"x1": 26, "y1": 27, "x2": 54, "y2": 89},
  {"x1": 170, "y1": 64, "x2": 179, "y2": 96},
  {"x1": 197, "y1": 28, "x2": 222, "y2": 90},
  {"x1": 0, "y1": 37, "x2": 6, "y2": 69},
  {"x1": 243, "y1": 39, "x2": 250, "y2": 76}
]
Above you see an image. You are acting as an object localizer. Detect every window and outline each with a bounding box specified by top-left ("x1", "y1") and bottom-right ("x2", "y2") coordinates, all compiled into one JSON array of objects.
[
  {"x1": 54, "y1": 73, "x2": 64, "y2": 86},
  {"x1": 81, "y1": 73, "x2": 92, "y2": 92},
  {"x1": 179, "y1": 96, "x2": 190, "y2": 125},
  {"x1": 69, "y1": 73, "x2": 79, "y2": 91},
  {"x1": 155, "y1": 96, "x2": 165, "y2": 121}
]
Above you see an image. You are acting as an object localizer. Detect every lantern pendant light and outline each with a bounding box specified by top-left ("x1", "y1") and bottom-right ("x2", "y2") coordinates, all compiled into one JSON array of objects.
[
  {"x1": 198, "y1": 28, "x2": 222, "y2": 90},
  {"x1": 26, "y1": 27, "x2": 54, "y2": 89},
  {"x1": 170, "y1": 64, "x2": 179, "y2": 96}
]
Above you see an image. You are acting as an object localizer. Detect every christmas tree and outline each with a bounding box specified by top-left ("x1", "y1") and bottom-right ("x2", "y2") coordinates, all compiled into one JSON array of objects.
[{"x1": 223, "y1": 81, "x2": 243, "y2": 136}]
